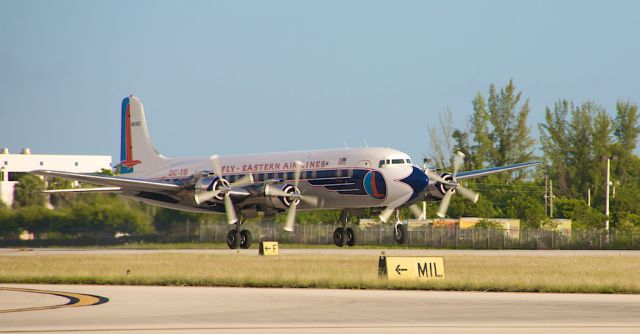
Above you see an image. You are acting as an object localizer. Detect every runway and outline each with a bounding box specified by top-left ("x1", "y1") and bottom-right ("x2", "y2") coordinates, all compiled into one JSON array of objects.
[{"x1": 1, "y1": 284, "x2": 639, "y2": 334}]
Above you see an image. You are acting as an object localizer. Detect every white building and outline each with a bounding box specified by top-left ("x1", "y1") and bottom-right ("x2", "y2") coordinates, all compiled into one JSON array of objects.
[{"x1": 0, "y1": 148, "x2": 112, "y2": 207}]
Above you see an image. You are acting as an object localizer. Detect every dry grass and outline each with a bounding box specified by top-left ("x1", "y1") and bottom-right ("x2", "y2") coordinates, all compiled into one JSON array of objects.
[{"x1": 1, "y1": 253, "x2": 639, "y2": 293}]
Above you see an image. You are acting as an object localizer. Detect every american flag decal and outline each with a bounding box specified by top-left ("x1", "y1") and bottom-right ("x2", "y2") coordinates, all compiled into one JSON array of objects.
[{"x1": 338, "y1": 157, "x2": 347, "y2": 165}]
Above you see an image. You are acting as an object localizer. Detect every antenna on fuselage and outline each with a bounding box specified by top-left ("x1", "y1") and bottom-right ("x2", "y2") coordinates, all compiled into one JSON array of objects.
[
  {"x1": 362, "y1": 138, "x2": 369, "y2": 148},
  {"x1": 343, "y1": 140, "x2": 349, "y2": 149}
]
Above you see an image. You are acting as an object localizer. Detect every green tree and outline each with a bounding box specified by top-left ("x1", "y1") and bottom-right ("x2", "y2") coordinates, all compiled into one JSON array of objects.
[
  {"x1": 539, "y1": 99, "x2": 571, "y2": 195},
  {"x1": 0, "y1": 206, "x2": 18, "y2": 238},
  {"x1": 14, "y1": 206, "x2": 62, "y2": 239},
  {"x1": 47, "y1": 177, "x2": 74, "y2": 208},
  {"x1": 612, "y1": 101, "x2": 640, "y2": 183},
  {"x1": 13, "y1": 174, "x2": 45, "y2": 208},
  {"x1": 470, "y1": 92, "x2": 492, "y2": 169},
  {"x1": 486, "y1": 80, "x2": 535, "y2": 168},
  {"x1": 470, "y1": 80, "x2": 535, "y2": 178},
  {"x1": 152, "y1": 208, "x2": 208, "y2": 234}
]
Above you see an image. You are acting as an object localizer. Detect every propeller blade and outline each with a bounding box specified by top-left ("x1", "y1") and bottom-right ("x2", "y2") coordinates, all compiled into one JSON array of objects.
[
  {"x1": 379, "y1": 206, "x2": 395, "y2": 223},
  {"x1": 425, "y1": 169, "x2": 450, "y2": 185},
  {"x1": 194, "y1": 192, "x2": 215, "y2": 205},
  {"x1": 231, "y1": 174, "x2": 254, "y2": 187},
  {"x1": 409, "y1": 204, "x2": 424, "y2": 220},
  {"x1": 210, "y1": 155, "x2": 223, "y2": 176},
  {"x1": 453, "y1": 151, "x2": 465, "y2": 177},
  {"x1": 436, "y1": 189, "x2": 454, "y2": 218},
  {"x1": 456, "y1": 185, "x2": 480, "y2": 203},
  {"x1": 300, "y1": 194, "x2": 318, "y2": 207},
  {"x1": 293, "y1": 161, "x2": 303, "y2": 189},
  {"x1": 284, "y1": 202, "x2": 297, "y2": 231},
  {"x1": 224, "y1": 193, "x2": 238, "y2": 224}
]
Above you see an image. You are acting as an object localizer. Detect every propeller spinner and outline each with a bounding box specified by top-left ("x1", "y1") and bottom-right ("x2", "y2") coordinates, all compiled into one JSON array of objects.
[
  {"x1": 264, "y1": 161, "x2": 318, "y2": 231},
  {"x1": 194, "y1": 155, "x2": 253, "y2": 224}
]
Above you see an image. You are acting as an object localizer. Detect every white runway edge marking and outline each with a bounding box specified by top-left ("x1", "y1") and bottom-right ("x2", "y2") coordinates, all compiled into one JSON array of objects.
[{"x1": 0, "y1": 287, "x2": 109, "y2": 313}]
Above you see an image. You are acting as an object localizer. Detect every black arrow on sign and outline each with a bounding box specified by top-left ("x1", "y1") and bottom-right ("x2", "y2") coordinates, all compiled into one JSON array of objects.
[{"x1": 395, "y1": 264, "x2": 408, "y2": 275}]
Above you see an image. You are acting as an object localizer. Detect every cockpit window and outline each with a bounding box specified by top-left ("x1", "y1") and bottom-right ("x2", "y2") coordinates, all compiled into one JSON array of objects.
[
  {"x1": 406, "y1": 159, "x2": 412, "y2": 164},
  {"x1": 392, "y1": 159, "x2": 404, "y2": 164},
  {"x1": 378, "y1": 160, "x2": 385, "y2": 168}
]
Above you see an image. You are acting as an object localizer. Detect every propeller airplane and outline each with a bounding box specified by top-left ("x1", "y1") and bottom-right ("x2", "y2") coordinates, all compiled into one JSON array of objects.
[{"x1": 34, "y1": 96, "x2": 540, "y2": 249}]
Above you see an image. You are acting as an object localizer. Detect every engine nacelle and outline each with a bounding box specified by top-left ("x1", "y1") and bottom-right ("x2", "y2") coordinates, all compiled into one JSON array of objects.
[
  {"x1": 427, "y1": 172, "x2": 456, "y2": 199},
  {"x1": 264, "y1": 183, "x2": 300, "y2": 210},
  {"x1": 194, "y1": 175, "x2": 229, "y2": 203}
]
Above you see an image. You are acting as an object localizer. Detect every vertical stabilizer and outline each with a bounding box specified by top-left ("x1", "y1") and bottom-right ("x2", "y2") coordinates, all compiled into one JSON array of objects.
[{"x1": 119, "y1": 95, "x2": 168, "y2": 175}]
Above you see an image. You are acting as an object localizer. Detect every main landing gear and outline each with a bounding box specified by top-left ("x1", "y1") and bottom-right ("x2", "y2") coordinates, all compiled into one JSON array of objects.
[
  {"x1": 226, "y1": 219, "x2": 252, "y2": 249},
  {"x1": 333, "y1": 211, "x2": 357, "y2": 247}
]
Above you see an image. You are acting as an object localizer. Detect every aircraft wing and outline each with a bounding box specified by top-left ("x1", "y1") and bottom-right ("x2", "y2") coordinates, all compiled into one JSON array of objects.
[
  {"x1": 42, "y1": 187, "x2": 123, "y2": 193},
  {"x1": 32, "y1": 170, "x2": 183, "y2": 193},
  {"x1": 455, "y1": 161, "x2": 541, "y2": 180}
]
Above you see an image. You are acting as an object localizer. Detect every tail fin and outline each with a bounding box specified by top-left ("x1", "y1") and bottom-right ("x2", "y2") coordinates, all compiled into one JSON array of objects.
[{"x1": 118, "y1": 95, "x2": 168, "y2": 175}]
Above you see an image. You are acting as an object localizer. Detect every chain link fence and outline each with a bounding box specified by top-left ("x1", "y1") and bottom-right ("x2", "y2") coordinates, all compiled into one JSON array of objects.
[
  {"x1": 2, "y1": 222, "x2": 639, "y2": 249},
  {"x1": 193, "y1": 222, "x2": 639, "y2": 250}
]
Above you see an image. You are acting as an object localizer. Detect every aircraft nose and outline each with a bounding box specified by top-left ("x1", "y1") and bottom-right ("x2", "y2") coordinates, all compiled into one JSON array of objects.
[{"x1": 399, "y1": 166, "x2": 429, "y2": 202}]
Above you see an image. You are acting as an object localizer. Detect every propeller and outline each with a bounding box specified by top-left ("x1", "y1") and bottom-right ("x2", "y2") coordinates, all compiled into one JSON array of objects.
[
  {"x1": 379, "y1": 203, "x2": 424, "y2": 223},
  {"x1": 194, "y1": 155, "x2": 254, "y2": 224},
  {"x1": 379, "y1": 206, "x2": 396, "y2": 223},
  {"x1": 264, "y1": 161, "x2": 318, "y2": 231},
  {"x1": 425, "y1": 151, "x2": 479, "y2": 218},
  {"x1": 409, "y1": 203, "x2": 425, "y2": 220}
]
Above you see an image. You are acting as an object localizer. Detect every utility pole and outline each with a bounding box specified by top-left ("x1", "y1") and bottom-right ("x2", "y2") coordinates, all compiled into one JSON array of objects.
[
  {"x1": 549, "y1": 179, "x2": 553, "y2": 218},
  {"x1": 605, "y1": 158, "x2": 610, "y2": 232},
  {"x1": 544, "y1": 176, "x2": 549, "y2": 216}
]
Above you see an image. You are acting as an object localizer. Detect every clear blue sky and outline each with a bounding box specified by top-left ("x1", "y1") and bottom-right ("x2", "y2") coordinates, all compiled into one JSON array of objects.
[{"x1": 1, "y1": 0, "x2": 639, "y2": 164}]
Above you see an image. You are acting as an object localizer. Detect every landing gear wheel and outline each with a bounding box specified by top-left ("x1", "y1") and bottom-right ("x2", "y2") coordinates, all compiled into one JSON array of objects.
[
  {"x1": 227, "y1": 230, "x2": 240, "y2": 249},
  {"x1": 333, "y1": 227, "x2": 346, "y2": 247},
  {"x1": 394, "y1": 223, "x2": 407, "y2": 244},
  {"x1": 345, "y1": 227, "x2": 356, "y2": 247},
  {"x1": 239, "y1": 229, "x2": 252, "y2": 249}
]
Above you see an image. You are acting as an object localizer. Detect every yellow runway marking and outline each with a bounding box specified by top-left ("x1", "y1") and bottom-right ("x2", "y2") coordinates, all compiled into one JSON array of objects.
[{"x1": 0, "y1": 287, "x2": 108, "y2": 313}]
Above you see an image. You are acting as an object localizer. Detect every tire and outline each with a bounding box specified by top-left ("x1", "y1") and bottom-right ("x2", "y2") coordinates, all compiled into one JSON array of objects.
[
  {"x1": 239, "y1": 229, "x2": 252, "y2": 249},
  {"x1": 346, "y1": 227, "x2": 356, "y2": 247},
  {"x1": 394, "y1": 224, "x2": 407, "y2": 244},
  {"x1": 333, "y1": 227, "x2": 346, "y2": 247},
  {"x1": 227, "y1": 230, "x2": 240, "y2": 249}
]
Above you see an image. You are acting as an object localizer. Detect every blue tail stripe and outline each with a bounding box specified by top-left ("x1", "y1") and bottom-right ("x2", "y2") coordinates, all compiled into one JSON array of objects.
[{"x1": 120, "y1": 97, "x2": 133, "y2": 174}]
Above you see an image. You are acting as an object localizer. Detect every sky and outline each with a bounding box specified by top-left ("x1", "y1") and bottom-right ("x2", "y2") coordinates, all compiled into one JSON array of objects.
[{"x1": 1, "y1": 0, "x2": 639, "y2": 164}]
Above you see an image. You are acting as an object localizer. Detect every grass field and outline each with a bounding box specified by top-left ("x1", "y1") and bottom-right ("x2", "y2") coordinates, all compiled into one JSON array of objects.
[{"x1": 2, "y1": 252, "x2": 639, "y2": 294}]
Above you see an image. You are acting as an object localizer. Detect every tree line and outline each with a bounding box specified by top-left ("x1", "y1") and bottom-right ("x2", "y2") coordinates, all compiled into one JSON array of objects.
[{"x1": 428, "y1": 79, "x2": 639, "y2": 231}]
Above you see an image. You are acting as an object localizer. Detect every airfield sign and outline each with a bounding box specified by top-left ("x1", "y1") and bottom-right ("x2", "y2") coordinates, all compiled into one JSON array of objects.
[{"x1": 378, "y1": 256, "x2": 445, "y2": 281}]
